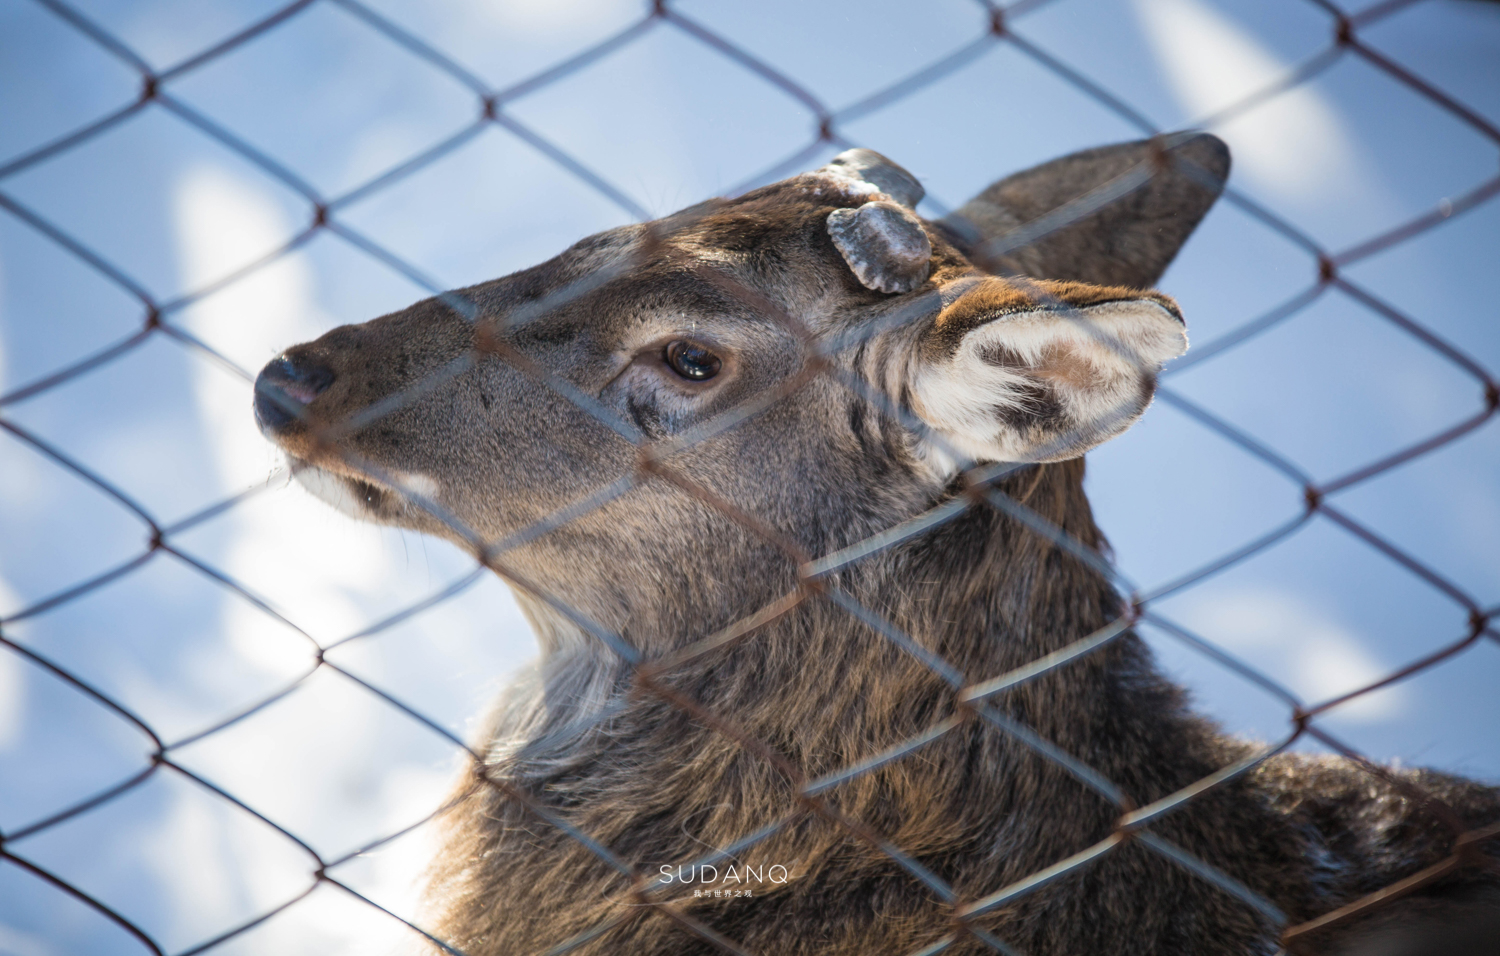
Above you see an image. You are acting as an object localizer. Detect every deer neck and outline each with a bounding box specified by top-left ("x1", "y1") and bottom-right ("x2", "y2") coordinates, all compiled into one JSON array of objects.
[{"x1": 503, "y1": 459, "x2": 1229, "y2": 811}]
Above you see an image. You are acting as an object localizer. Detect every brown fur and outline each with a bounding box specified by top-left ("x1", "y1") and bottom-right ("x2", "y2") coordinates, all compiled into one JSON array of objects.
[
  {"x1": 253, "y1": 136, "x2": 1499, "y2": 955},
  {"x1": 933, "y1": 278, "x2": 1182, "y2": 342}
]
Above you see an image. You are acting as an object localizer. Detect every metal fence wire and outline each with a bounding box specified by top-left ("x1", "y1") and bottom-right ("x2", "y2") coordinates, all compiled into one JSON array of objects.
[{"x1": 1, "y1": 0, "x2": 1497, "y2": 953}]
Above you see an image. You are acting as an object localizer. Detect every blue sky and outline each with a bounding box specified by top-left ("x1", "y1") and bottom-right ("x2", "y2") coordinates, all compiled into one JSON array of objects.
[{"x1": 1, "y1": 1, "x2": 1498, "y2": 953}]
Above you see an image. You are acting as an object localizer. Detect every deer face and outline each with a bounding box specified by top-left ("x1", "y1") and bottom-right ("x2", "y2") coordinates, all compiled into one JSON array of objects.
[{"x1": 254, "y1": 138, "x2": 1226, "y2": 649}]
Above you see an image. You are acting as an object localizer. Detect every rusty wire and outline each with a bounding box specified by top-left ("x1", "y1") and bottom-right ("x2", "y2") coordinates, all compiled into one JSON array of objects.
[{"x1": 1, "y1": 0, "x2": 1497, "y2": 954}]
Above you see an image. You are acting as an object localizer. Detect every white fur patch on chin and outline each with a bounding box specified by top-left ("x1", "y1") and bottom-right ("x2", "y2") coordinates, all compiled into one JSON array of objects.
[
  {"x1": 292, "y1": 464, "x2": 442, "y2": 520},
  {"x1": 393, "y1": 471, "x2": 440, "y2": 502},
  {"x1": 293, "y1": 464, "x2": 366, "y2": 520}
]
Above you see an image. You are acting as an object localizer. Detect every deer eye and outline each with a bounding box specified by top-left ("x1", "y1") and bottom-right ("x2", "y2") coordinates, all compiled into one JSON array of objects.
[{"x1": 664, "y1": 340, "x2": 722, "y2": 381}]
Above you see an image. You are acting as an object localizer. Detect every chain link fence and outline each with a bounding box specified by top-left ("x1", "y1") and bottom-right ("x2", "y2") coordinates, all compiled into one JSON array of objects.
[{"x1": 1, "y1": 0, "x2": 1497, "y2": 953}]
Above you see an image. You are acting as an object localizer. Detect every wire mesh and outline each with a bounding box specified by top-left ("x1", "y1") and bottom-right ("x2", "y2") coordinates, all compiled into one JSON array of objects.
[{"x1": 0, "y1": 0, "x2": 1497, "y2": 953}]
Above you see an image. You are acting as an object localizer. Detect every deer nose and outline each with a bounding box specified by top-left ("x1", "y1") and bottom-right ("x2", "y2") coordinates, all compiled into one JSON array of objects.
[{"x1": 254, "y1": 353, "x2": 335, "y2": 431}]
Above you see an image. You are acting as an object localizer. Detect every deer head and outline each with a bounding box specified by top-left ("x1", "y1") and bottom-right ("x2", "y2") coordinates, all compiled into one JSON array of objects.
[{"x1": 253, "y1": 135, "x2": 1229, "y2": 655}]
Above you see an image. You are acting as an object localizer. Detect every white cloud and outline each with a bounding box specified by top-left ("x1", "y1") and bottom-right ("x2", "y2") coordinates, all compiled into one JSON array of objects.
[
  {"x1": 174, "y1": 165, "x2": 392, "y2": 663},
  {"x1": 0, "y1": 575, "x2": 23, "y2": 750},
  {"x1": 139, "y1": 788, "x2": 256, "y2": 945},
  {"x1": 1177, "y1": 587, "x2": 1406, "y2": 723},
  {"x1": 0, "y1": 243, "x2": 5, "y2": 389},
  {"x1": 0, "y1": 924, "x2": 56, "y2": 956},
  {"x1": 0, "y1": 308, "x2": 21, "y2": 752},
  {"x1": 169, "y1": 163, "x2": 536, "y2": 954},
  {"x1": 0, "y1": 290, "x2": 46, "y2": 511},
  {"x1": 173, "y1": 166, "x2": 326, "y2": 484},
  {"x1": 472, "y1": 0, "x2": 629, "y2": 34},
  {"x1": 169, "y1": 166, "x2": 424, "y2": 952},
  {"x1": 1133, "y1": 0, "x2": 1360, "y2": 201}
]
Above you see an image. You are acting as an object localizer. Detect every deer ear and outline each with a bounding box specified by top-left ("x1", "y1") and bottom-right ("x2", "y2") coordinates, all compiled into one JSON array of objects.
[
  {"x1": 827, "y1": 200, "x2": 932, "y2": 294},
  {"x1": 909, "y1": 277, "x2": 1187, "y2": 470},
  {"x1": 939, "y1": 133, "x2": 1230, "y2": 288},
  {"x1": 815, "y1": 148, "x2": 933, "y2": 294}
]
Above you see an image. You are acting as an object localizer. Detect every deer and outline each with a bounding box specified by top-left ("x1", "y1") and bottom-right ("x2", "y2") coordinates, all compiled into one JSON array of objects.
[{"x1": 252, "y1": 134, "x2": 1498, "y2": 956}]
